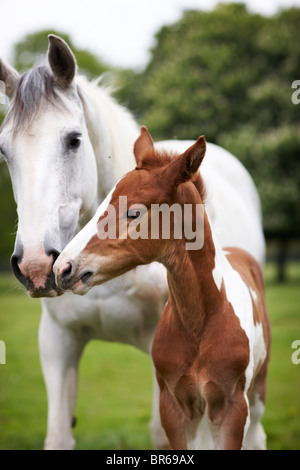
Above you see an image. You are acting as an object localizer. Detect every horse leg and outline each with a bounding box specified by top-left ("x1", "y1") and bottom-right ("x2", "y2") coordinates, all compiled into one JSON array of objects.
[
  {"x1": 157, "y1": 378, "x2": 187, "y2": 450},
  {"x1": 38, "y1": 304, "x2": 87, "y2": 450},
  {"x1": 150, "y1": 367, "x2": 171, "y2": 449},
  {"x1": 203, "y1": 382, "x2": 249, "y2": 450},
  {"x1": 243, "y1": 362, "x2": 268, "y2": 450}
]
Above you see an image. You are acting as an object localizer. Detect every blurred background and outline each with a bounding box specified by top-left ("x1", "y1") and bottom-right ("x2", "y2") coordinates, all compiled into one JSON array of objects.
[{"x1": 0, "y1": 0, "x2": 299, "y2": 450}]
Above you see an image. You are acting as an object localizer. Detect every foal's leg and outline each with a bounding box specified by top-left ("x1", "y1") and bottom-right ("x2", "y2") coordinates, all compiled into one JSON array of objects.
[
  {"x1": 204, "y1": 382, "x2": 249, "y2": 450},
  {"x1": 150, "y1": 368, "x2": 171, "y2": 449},
  {"x1": 39, "y1": 304, "x2": 87, "y2": 450},
  {"x1": 158, "y1": 379, "x2": 187, "y2": 450},
  {"x1": 218, "y1": 391, "x2": 250, "y2": 450},
  {"x1": 243, "y1": 362, "x2": 268, "y2": 450}
]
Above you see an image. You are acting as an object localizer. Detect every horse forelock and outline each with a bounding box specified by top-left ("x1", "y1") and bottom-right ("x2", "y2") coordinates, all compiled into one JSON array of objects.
[
  {"x1": 137, "y1": 148, "x2": 207, "y2": 204},
  {"x1": 1, "y1": 65, "x2": 66, "y2": 135}
]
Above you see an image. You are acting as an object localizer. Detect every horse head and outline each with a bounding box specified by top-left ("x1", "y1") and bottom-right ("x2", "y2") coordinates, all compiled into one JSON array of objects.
[{"x1": 0, "y1": 35, "x2": 98, "y2": 297}]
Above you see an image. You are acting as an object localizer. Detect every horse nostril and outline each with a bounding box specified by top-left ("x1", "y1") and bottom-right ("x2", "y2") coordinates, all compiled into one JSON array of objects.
[
  {"x1": 11, "y1": 245, "x2": 62, "y2": 296},
  {"x1": 60, "y1": 261, "x2": 73, "y2": 280},
  {"x1": 47, "y1": 250, "x2": 60, "y2": 264},
  {"x1": 10, "y1": 253, "x2": 26, "y2": 286},
  {"x1": 81, "y1": 271, "x2": 93, "y2": 284},
  {"x1": 47, "y1": 250, "x2": 61, "y2": 287}
]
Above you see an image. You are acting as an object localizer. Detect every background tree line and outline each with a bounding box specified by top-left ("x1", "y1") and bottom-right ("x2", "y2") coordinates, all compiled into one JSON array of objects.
[{"x1": 0, "y1": 3, "x2": 299, "y2": 281}]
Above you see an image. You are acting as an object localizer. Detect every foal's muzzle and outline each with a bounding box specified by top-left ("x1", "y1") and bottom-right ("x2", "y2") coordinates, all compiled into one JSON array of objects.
[{"x1": 54, "y1": 259, "x2": 94, "y2": 295}]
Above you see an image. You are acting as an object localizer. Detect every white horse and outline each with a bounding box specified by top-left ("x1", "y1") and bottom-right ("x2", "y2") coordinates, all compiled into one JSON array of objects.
[{"x1": 0, "y1": 35, "x2": 265, "y2": 450}]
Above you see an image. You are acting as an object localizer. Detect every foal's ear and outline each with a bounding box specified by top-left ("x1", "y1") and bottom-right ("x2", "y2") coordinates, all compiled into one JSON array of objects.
[
  {"x1": 168, "y1": 136, "x2": 206, "y2": 187},
  {"x1": 0, "y1": 59, "x2": 20, "y2": 100},
  {"x1": 48, "y1": 35, "x2": 77, "y2": 88},
  {"x1": 134, "y1": 126, "x2": 154, "y2": 166}
]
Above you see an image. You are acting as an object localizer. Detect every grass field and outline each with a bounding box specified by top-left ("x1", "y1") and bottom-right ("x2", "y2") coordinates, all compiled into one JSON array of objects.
[{"x1": 0, "y1": 263, "x2": 299, "y2": 450}]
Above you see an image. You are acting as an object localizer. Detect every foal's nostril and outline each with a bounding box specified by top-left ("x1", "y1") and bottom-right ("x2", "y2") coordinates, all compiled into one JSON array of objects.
[
  {"x1": 60, "y1": 262, "x2": 73, "y2": 280},
  {"x1": 81, "y1": 271, "x2": 93, "y2": 284}
]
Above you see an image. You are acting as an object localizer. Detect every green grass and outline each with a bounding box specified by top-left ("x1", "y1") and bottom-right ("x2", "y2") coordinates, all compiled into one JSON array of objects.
[{"x1": 0, "y1": 264, "x2": 299, "y2": 450}]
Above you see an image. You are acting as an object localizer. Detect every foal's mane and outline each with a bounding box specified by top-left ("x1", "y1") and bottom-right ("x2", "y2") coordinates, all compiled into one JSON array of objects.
[{"x1": 137, "y1": 147, "x2": 207, "y2": 203}]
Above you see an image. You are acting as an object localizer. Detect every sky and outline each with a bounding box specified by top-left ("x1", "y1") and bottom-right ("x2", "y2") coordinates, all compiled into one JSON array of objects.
[{"x1": 1, "y1": 0, "x2": 300, "y2": 70}]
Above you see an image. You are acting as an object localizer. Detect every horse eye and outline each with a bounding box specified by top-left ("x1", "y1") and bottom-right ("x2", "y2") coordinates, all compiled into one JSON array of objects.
[
  {"x1": 68, "y1": 133, "x2": 82, "y2": 150},
  {"x1": 0, "y1": 147, "x2": 6, "y2": 161},
  {"x1": 127, "y1": 210, "x2": 141, "y2": 220}
]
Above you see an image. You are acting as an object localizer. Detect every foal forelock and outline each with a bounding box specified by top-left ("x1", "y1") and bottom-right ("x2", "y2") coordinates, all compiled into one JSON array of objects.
[{"x1": 1, "y1": 65, "x2": 67, "y2": 134}]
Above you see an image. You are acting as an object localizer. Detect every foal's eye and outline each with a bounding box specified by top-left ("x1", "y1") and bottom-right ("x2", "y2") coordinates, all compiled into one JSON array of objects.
[
  {"x1": 127, "y1": 210, "x2": 142, "y2": 220},
  {"x1": 67, "y1": 133, "x2": 82, "y2": 150}
]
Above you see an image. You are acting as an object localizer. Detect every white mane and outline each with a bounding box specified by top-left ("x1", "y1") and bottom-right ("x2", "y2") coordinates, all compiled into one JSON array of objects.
[{"x1": 76, "y1": 76, "x2": 139, "y2": 184}]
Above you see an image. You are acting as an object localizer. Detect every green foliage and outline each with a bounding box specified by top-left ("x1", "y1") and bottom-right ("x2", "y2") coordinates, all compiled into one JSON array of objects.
[
  {"x1": 219, "y1": 125, "x2": 300, "y2": 235},
  {"x1": 126, "y1": 5, "x2": 300, "y2": 140}
]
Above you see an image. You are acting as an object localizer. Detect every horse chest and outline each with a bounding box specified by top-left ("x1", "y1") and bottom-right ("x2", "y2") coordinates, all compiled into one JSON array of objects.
[
  {"x1": 44, "y1": 269, "x2": 168, "y2": 352},
  {"x1": 153, "y1": 338, "x2": 206, "y2": 422}
]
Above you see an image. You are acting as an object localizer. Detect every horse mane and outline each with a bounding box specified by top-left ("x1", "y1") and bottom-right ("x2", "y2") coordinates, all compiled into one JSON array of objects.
[
  {"x1": 192, "y1": 174, "x2": 207, "y2": 204},
  {"x1": 2, "y1": 65, "x2": 65, "y2": 135},
  {"x1": 76, "y1": 75, "x2": 139, "y2": 179},
  {"x1": 136, "y1": 147, "x2": 176, "y2": 171}
]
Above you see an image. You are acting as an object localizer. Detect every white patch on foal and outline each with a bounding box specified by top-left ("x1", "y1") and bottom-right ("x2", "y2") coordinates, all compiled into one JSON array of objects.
[
  {"x1": 59, "y1": 182, "x2": 118, "y2": 262},
  {"x1": 209, "y1": 216, "x2": 267, "y2": 444},
  {"x1": 249, "y1": 286, "x2": 258, "y2": 303}
]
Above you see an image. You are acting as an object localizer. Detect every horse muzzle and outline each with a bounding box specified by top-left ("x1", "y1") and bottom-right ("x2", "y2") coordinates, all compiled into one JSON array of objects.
[
  {"x1": 54, "y1": 257, "x2": 94, "y2": 295},
  {"x1": 11, "y1": 245, "x2": 64, "y2": 298}
]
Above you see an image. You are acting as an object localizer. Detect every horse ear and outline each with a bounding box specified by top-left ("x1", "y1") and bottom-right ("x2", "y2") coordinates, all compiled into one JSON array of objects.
[
  {"x1": 134, "y1": 126, "x2": 154, "y2": 166},
  {"x1": 48, "y1": 34, "x2": 77, "y2": 87},
  {"x1": 0, "y1": 59, "x2": 20, "y2": 100},
  {"x1": 167, "y1": 136, "x2": 206, "y2": 187}
]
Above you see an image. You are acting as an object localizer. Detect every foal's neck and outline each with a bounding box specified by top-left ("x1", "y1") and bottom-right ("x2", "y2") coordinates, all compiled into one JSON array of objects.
[{"x1": 163, "y1": 203, "x2": 226, "y2": 338}]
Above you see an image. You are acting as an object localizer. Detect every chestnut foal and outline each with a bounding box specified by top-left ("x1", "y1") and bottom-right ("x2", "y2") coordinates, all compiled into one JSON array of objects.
[{"x1": 55, "y1": 127, "x2": 271, "y2": 450}]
